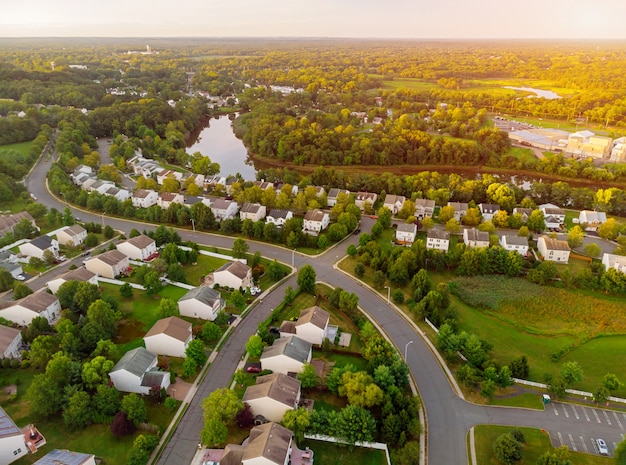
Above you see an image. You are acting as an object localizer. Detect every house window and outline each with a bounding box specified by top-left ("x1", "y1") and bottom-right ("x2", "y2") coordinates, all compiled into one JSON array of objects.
[{"x1": 14, "y1": 448, "x2": 22, "y2": 455}]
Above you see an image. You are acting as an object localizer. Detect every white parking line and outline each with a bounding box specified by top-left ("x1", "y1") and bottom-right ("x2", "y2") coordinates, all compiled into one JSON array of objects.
[
  {"x1": 568, "y1": 434, "x2": 577, "y2": 451},
  {"x1": 580, "y1": 436, "x2": 588, "y2": 453},
  {"x1": 557, "y1": 432, "x2": 564, "y2": 446},
  {"x1": 561, "y1": 404, "x2": 569, "y2": 418},
  {"x1": 614, "y1": 412, "x2": 623, "y2": 430},
  {"x1": 583, "y1": 407, "x2": 590, "y2": 421},
  {"x1": 593, "y1": 409, "x2": 601, "y2": 423},
  {"x1": 591, "y1": 438, "x2": 598, "y2": 454},
  {"x1": 570, "y1": 405, "x2": 580, "y2": 420},
  {"x1": 603, "y1": 410, "x2": 612, "y2": 425},
  {"x1": 552, "y1": 404, "x2": 559, "y2": 416}
]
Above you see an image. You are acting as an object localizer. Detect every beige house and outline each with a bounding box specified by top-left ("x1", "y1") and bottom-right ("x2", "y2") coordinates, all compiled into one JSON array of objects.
[
  {"x1": 240, "y1": 203, "x2": 267, "y2": 222},
  {"x1": 47, "y1": 267, "x2": 98, "y2": 294},
  {"x1": 18, "y1": 236, "x2": 59, "y2": 260},
  {"x1": 56, "y1": 224, "x2": 87, "y2": 247},
  {"x1": 414, "y1": 198, "x2": 435, "y2": 219},
  {"x1": 260, "y1": 335, "x2": 312, "y2": 375},
  {"x1": 220, "y1": 422, "x2": 293, "y2": 465},
  {"x1": 116, "y1": 234, "x2": 157, "y2": 261},
  {"x1": 499, "y1": 235, "x2": 529, "y2": 255},
  {"x1": 463, "y1": 228, "x2": 490, "y2": 248},
  {"x1": 537, "y1": 236, "x2": 570, "y2": 263},
  {"x1": 84, "y1": 249, "x2": 130, "y2": 278},
  {"x1": 426, "y1": 230, "x2": 450, "y2": 252},
  {"x1": 0, "y1": 325, "x2": 22, "y2": 359},
  {"x1": 144, "y1": 316, "x2": 192, "y2": 358},
  {"x1": 109, "y1": 347, "x2": 170, "y2": 394},
  {"x1": 33, "y1": 449, "x2": 96, "y2": 465},
  {"x1": 396, "y1": 223, "x2": 417, "y2": 245},
  {"x1": 243, "y1": 373, "x2": 301, "y2": 422},
  {"x1": 302, "y1": 209, "x2": 330, "y2": 235},
  {"x1": 0, "y1": 212, "x2": 37, "y2": 238},
  {"x1": 178, "y1": 286, "x2": 223, "y2": 321},
  {"x1": 0, "y1": 290, "x2": 61, "y2": 326},
  {"x1": 210, "y1": 261, "x2": 252, "y2": 290}
]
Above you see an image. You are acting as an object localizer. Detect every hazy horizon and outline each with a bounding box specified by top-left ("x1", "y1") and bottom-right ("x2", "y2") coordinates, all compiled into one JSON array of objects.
[{"x1": 3, "y1": 0, "x2": 625, "y2": 40}]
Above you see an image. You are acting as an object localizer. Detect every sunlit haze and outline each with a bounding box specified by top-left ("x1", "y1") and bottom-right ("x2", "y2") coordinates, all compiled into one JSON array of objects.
[{"x1": 2, "y1": 0, "x2": 626, "y2": 39}]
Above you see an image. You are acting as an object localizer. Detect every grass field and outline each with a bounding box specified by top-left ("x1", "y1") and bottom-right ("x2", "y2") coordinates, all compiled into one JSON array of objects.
[
  {"x1": 472, "y1": 425, "x2": 611, "y2": 465},
  {"x1": 0, "y1": 140, "x2": 33, "y2": 158},
  {"x1": 302, "y1": 439, "x2": 387, "y2": 465},
  {"x1": 507, "y1": 147, "x2": 538, "y2": 164},
  {"x1": 489, "y1": 393, "x2": 545, "y2": 410}
]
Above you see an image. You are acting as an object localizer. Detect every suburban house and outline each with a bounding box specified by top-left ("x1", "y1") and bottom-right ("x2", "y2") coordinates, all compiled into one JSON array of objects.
[
  {"x1": 383, "y1": 194, "x2": 406, "y2": 215},
  {"x1": 0, "y1": 406, "x2": 46, "y2": 465},
  {"x1": 280, "y1": 306, "x2": 330, "y2": 346},
  {"x1": 209, "y1": 261, "x2": 252, "y2": 290},
  {"x1": 0, "y1": 251, "x2": 22, "y2": 279},
  {"x1": 254, "y1": 180, "x2": 275, "y2": 191},
  {"x1": 210, "y1": 198, "x2": 239, "y2": 221},
  {"x1": 537, "y1": 236, "x2": 571, "y2": 263},
  {"x1": 239, "y1": 202, "x2": 267, "y2": 222},
  {"x1": 326, "y1": 188, "x2": 350, "y2": 207},
  {"x1": 539, "y1": 204, "x2": 565, "y2": 226},
  {"x1": 463, "y1": 228, "x2": 490, "y2": 248},
  {"x1": 578, "y1": 210, "x2": 607, "y2": 231},
  {"x1": 128, "y1": 153, "x2": 160, "y2": 178},
  {"x1": 108, "y1": 347, "x2": 170, "y2": 394},
  {"x1": 0, "y1": 325, "x2": 22, "y2": 359},
  {"x1": 499, "y1": 235, "x2": 529, "y2": 255},
  {"x1": 0, "y1": 290, "x2": 61, "y2": 326},
  {"x1": 33, "y1": 449, "x2": 96, "y2": 465},
  {"x1": 260, "y1": 335, "x2": 312, "y2": 375},
  {"x1": 185, "y1": 173, "x2": 205, "y2": 189},
  {"x1": 116, "y1": 234, "x2": 158, "y2": 261},
  {"x1": 414, "y1": 198, "x2": 435, "y2": 219},
  {"x1": 132, "y1": 189, "x2": 159, "y2": 209},
  {"x1": 447, "y1": 202, "x2": 469, "y2": 221},
  {"x1": 143, "y1": 316, "x2": 192, "y2": 358},
  {"x1": 302, "y1": 209, "x2": 330, "y2": 235},
  {"x1": 396, "y1": 223, "x2": 417, "y2": 245},
  {"x1": 18, "y1": 235, "x2": 59, "y2": 260},
  {"x1": 156, "y1": 169, "x2": 184, "y2": 185},
  {"x1": 0, "y1": 212, "x2": 37, "y2": 238},
  {"x1": 100, "y1": 186, "x2": 131, "y2": 202},
  {"x1": 512, "y1": 207, "x2": 533, "y2": 223},
  {"x1": 178, "y1": 286, "x2": 223, "y2": 321},
  {"x1": 220, "y1": 422, "x2": 295, "y2": 465},
  {"x1": 355, "y1": 192, "x2": 377, "y2": 210},
  {"x1": 478, "y1": 203, "x2": 500, "y2": 221},
  {"x1": 84, "y1": 249, "x2": 130, "y2": 279},
  {"x1": 71, "y1": 171, "x2": 93, "y2": 187},
  {"x1": 266, "y1": 209, "x2": 293, "y2": 227},
  {"x1": 47, "y1": 267, "x2": 98, "y2": 294},
  {"x1": 56, "y1": 224, "x2": 87, "y2": 247},
  {"x1": 310, "y1": 186, "x2": 325, "y2": 198},
  {"x1": 157, "y1": 192, "x2": 184, "y2": 209},
  {"x1": 243, "y1": 373, "x2": 302, "y2": 422},
  {"x1": 183, "y1": 196, "x2": 211, "y2": 208},
  {"x1": 602, "y1": 253, "x2": 626, "y2": 274},
  {"x1": 426, "y1": 229, "x2": 450, "y2": 252}
]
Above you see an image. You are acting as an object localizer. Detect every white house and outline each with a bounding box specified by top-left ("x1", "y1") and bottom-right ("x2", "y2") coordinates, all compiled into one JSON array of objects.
[
  {"x1": 396, "y1": 223, "x2": 417, "y2": 245},
  {"x1": 0, "y1": 258, "x2": 23, "y2": 279},
  {"x1": 426, "y1": 230, "x2": 450, "y2": 252},
  {"x1": 295, "y1": 306, "x2": 329, "y2": 345},
  {"x1": 221, "y1": 422, "x2": 293, "y2": 465},
  {"x1": 144, "y1": 316, "x2": 192, "y2": 358},
  {"x1": 512, "y1": 207, "x2": 533, "y2": 223},
  {"x1": 414, "y1": 198, "x2": 435, "y2": 219},
  {"x1": 499, "y1": 235, "x2": 529, "y2": 255},
  {"x1": 157, "y1": 192, "x2": 184, "y2": 209},
  {"x1": 84, "y1": 249, "x2": 130, "y2": 279},
  {"x1": 209, "y1": 261, "x2": 252, "y2": 290},
  {"x1": 355, "y1": 192, "x2": 377, "y2": 211},
  {"x1": 447, "y1": 202, "x2": 469, "y2": 222},
  {"x1": 0, "y1": 291, "x2": 61, "y2": 326},
  {"x1": 178, "y1": 286, "x2": 223, "y2": 321},
  {"x1": 463, "y1": 228, "x2": 490, "y2": 248},
  {"x1": 240, "y1": 203, "x2": 267, "y2": 222},
  {"x1": 108, "y1": 347, "x2": 170, "y2": 394},
  {"x1": 47, "y1": 267, "x2": 98, "y2": 294},
  {"x1": 56, "y1": 225, "x2": 87, "y2": 247},
  {"x1": 132, "y1": 189, "x2": 159, "y2": 209},
  {"x1": 101, "y1": 186, "x2": 131, "y2": 202},
  {"x1": 579, "y1": 210, "x2": 607, "y2": 231},
  {"x1": 539, "y1": 205, "x2": 565, "y2": 225},
  {"x1": 602, "y1": 253, "x2": 626, "y2": 274},
  {"x1": 18, "y1": 236, "x2": 59, "y2": 260},
  {"x1": 0, "y1": 325, "x2": 22, "y2": 359},
  {"x1": 383, "y1": 194, "x2": 405, "y2": 215},
  {"x1": 302, "y1": 209, "x2": 330, "y2": 235},
  {"x1": 0, "y1": 406, "x2": 46, "y2": 465},
  {"x1": 33, "y1": 449, "x2": 96, "y2": 465},
  {"x1": 537, "y1": 236, "x2": 571, "y2": 263},
  {"x1": 478, "y1": 203, "x2": 500, "y2": 221},
  {"x1": 243, "y1": 373, "x2": 301, "y2": 423},
  {"x1": 326, "y1": 188, "x2": 350, "y2": 207},
  {"x1": 260, "y1": 335, "x2": 312, "y2": 375},
  {"x1": 156, "y1": 169, "x2": 184, "y2": 185},
  {"x1": 116, "y1": 234, "x2": 158, "y2": 261},
  {"x1": 211, "y1": 198, "x2": 239, "y2": 221},
  {"x1": 266, "y1": 209, "x2": 293, "y2": 227}
]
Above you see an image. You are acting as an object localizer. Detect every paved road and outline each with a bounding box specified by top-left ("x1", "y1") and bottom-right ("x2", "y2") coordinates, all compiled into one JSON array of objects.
[{"x1": 24, "y1": 153, "x2": 625, "y2": 463}]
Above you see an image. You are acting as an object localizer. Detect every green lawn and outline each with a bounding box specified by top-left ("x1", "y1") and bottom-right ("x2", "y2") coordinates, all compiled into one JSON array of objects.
[
  {"x1": 302, "y1": 439, "x2": 387, "y2": 465},
  {"x1": 185, "y1": 254, "x2": 229, "y2": 286},
  {"x1": 472, "y1": 425, "x2": 611, "y2": 465},
  {"x1": 489, "y1": 393, "x2": 545, "y2": 410},
  {"x1": 507, "y1": 147, "x2": 538, "y2": 165},
  {"x1": 0, "y1": 140, "x2": 33, "y2": 158}
]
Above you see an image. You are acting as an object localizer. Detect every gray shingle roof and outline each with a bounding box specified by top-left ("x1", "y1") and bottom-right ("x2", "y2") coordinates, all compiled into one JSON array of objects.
[
  {"x1": 179, "y1": 286, "x2": 221, "y2": 306},
  {"x1": 33, "y1": 449, "x2": 95, "y2": 465},
  {"x1": 110, "y1": 347, "x2": 156, "y2": 377},
  {"x1": 261, "y1": 335, "x2": 311, "y2": 364}
]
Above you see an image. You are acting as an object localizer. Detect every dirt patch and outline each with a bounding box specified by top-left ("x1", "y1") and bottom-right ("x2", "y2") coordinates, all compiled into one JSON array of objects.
[
  {"x1": 116, "y1": 318, "x2": 146, "y2": 344},
  {"x1": 0, "y1": 384, "x2": 17, "y2": 400}
]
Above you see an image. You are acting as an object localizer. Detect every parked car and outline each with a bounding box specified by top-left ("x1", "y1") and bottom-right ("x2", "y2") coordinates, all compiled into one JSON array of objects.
[
  {"x1": 245, "y1": 362, "x2": 262, "y2": 373},
  {"x1": 597, "y1": 438, "x2": 609, "y2": 456},
  {"x1": 16, "y1": 274, "x2": 26, "y2": 281}
]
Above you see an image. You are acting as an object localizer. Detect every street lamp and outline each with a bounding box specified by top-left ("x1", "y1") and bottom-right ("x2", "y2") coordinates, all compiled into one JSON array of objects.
[
  {"x1": 101, "y1": 211, "x2": 105, "y2": 227},
  {"x1": 404, "y1": 340, "x2": 414, "y2": 361},
  {"x1": 384, "y1": 286, "x2": 390, "y2": 304},
  {"x1": 292, "y1": 249, "x2": 295, "y2": 268},
  {"x1": 191, "y1": 218, "x2": 195, "y2": 232}
]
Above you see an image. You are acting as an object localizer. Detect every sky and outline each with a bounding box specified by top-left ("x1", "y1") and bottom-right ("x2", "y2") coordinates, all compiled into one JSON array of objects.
[{"x1": 2, "y1": 0, "x2": 626, "y2": 39}]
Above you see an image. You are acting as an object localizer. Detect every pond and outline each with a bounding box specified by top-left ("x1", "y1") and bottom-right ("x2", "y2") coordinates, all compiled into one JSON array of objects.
[
  {"x1": 503, "y1": 86, "x2": 561, "y2": 100},
  {"x1": 186, "y1": 114, "x2": 258, "y2": 180}
]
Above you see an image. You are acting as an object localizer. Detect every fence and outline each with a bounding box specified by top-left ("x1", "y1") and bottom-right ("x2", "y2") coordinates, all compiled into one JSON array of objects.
[
  {"x1": 304, "y1": 434, "x2": 391, "y2": 465},
  {"x1": 512, "y1": 378, "x2": 626, "y2": 404}
]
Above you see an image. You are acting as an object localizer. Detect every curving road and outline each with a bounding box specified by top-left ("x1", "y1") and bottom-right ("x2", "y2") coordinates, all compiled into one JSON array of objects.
[{"x1": 25, "y1": 154, "x2": 625, "y2": 464}]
